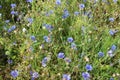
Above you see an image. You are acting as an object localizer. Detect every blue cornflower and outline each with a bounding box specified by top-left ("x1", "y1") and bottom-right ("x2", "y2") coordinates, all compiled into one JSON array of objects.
[
  {"x1": 11, "y1": 4, "x2": 16, "y2": 8},
  {"x1": 67, "y1": 37, "x2": 73, "y2": 43},
  {"x1": 29, "y1": 46, "x2": 34, "y2": 52},
  {"x1": 32, "y1": 72, "x2": 39, "y2": 78},
  {"x1": 85, "y1": 64, "x2": 93, "y2": 71},
  {"x1": 107, "y1": 50, "x2": 114, "y2": 57},
  {"x1": 8, "y1": 25, "x2": 16, "y2": 33},
  {"x1": 109, "y1": 17, "x2": 114, "y2": 22},
  {"x1": 64, "y1": 57, "x2": 71, "y2": 63},
  {"x1": 10, "y1": 70, "x2": 19, "y2": 78},
  {"x1": 42, "y1": 57, "x2": 48, "y2": 67},
  {"x1": 26, "y1": 0, "x2": 33, "y2": 3},
  {"x1": 71, "y1": 43, "x2": 77, "y2": 50},
  {"x1": 43, "y1": 24, "x2": 53, "y2": 32},
  {"x1": 113, "y1": 0, "x2": 117, "y2": 3},
  {"x1": 62, "y1": 9, "x2": 69, "y2": 19},
  {"x1": 11, "y1": 10, "x2": 17, "y2": 15},
  {"x1": 79, "y1": 4, "x2": 85, "y2": 9},
  {"x1": 111, "y1": 44, "x2": 117, "y2": 51},
  {"x1": 58, "y1": 52, "x2": 65, "y2": 59},
  {"x1": 74, "y1": 11, "x2": 80, "y2": 16},
  {"x1": 5, "y1": 20, "x2": 10, "y2": 23},
  {"x1": 43, "y1": 36, "x2": 51, "y2": 43},
  {"x1": 30, "y1": 36, "x2": 36, "y2": 41},
  {"x1": 7, "y1": 59, "x2": 13, "y2": 64},
  {"x1": 82, "y1": 72, "x2": 90, "y2": 80},
  {"x1": 109, "y1": 30, "x2": 118, "y2": 36},
  {"x1": 110, "y1": 77, "x2": 114, "y2": 80},
  {"x1": 98, "y1": 51, "x2": 104, "y2": 57},
  {"x1": 56, "y1": 0, "x2": 61, "y2": 5},
  {"x1": 27, "y1": 18, "x2": 33, "y2": 23},
  {"x1": 46, "y1": 10, "x2": 54, "y2": 16},
  {"x1": 62, "y1": 74, "x2": 71, "y2": 80},
  {"x1": 0, "y1": 5, "x2": 2, "y2": 9}
]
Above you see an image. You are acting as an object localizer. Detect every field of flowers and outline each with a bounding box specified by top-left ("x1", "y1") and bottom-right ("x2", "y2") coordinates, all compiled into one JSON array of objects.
[{"x1": 0, "y1": 0, "x2": 120, "y2": 80}]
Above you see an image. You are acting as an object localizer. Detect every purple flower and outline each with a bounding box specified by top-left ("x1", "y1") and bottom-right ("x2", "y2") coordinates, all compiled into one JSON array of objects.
[
  {"x1": 27, "y1": 18, "x2": 33, "y2": 23},
  {"x1": 26, "y1": 0, "x2": 33, "y2": 3},
  {"x1": 82, "y1": 72, "x2": 90, "y2": 80},
  {"x1": 98, "y1": 51, "x2": 104, "y2": 57},
  {"x1": 107, "y1": 50, "x2": 114, "y2": 57},
  {"x1": 110, "y1": 77, "x2": 114, "y2": 80},
  {"x1": 10, "y1": 70, "x2": 19, "y2": 78},
  {"x1": 30, "y1": 36, "x2": 36, "y2": 41},
  {"x1": 85, "y1": 64, "x2": 93, "y2": 71},
  {"x1": 32, "y1": 72, "x2": 39, "y2": 78},
  {"x1": 62, "y1": 74, "x2": 71, "y2": 80},
  {"x1": 42, "y1": 57, "x2": 48, "y2": 67},
  {"x1": 46, "y1": 10, "x2": 54, "y2": 16},
  {"x1": 58, "y1": 52, "x2": 65, "y2": 59},
  {"x1": 43, "y1": 36, "x2": 51, "y2": 43},
  {"x1": 43, "y1": 24, "x2": 53, "y2": 32},
  {"x1": 64, "y1": 57, "x2": 71, "y2": 63},
  {"x1": 0, "y1": 5, "x2": 2, "y2": 9},
  {"x1": 71, "y1": 43, "x2": 77, "y2": 50},
  {"x1": 109, "y1": 17, "x2": 114, "y2": 22},
  {"x1": 62, "y1": 9, "x2": 69, "y2": 19},
  {"x1": 67, "y1": 37, "x2": 73, "y2": 43},
  {"x1": 8, "y1": 25, "x2": 16, "y2": 33},
  {"x1": 79, "y1": 4, "x2": 85, "y2": 9},
  {"x1": 109, "y1": 30, "x2": 118, "y2": 36},
  {"x1": 111, "y1": 45, "x2": 116, "y2": 51},
  {"x1": 5, "y1": 20, "x2": 10, "y2": 23},
  {"x1": 56, "y1": 0, "x2": 61, "y2": 5},
  {"x1": 74, "y1": 11, "x2": 80, "y2": 16},
  {"x1": 113, "y1": 0, "x2": 117, "y2": 3},
  {"x1": 11, "y1": 4, "x2": 16, "y2": 8},
  {"x1": 11, "y1": 10, "x2": 17, "y2": 15},
  {"x1": 7, "y1": 59, "x2": 13, "y2": 64}
]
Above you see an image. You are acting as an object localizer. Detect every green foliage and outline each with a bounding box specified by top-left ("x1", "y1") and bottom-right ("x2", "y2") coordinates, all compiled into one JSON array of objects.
[{"x1": 0, "y1": 0, "x2": 120, "y2": 80}]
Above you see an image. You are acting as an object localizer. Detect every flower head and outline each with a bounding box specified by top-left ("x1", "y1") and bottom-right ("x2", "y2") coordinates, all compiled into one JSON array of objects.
[
  {"x1": 27, "y1": 18, "x2": 33, "y2": 23},
  {"x1": 0, "y1": 5, "x2": 2, "y2": 9},
  {"x1": 62, "y1": 9, "x2": 69, "y2": 19},
  {"x1": 43, "y1": 24, "x2": 53, "y2": 32},
  {"x1": 109, "y1": 17, "x2": 114, "y2": 22},
  {"x1": 10, "y1": 70, "x2": 19, "y2": 78},
  {"x1": 32, "y1": 72, "x2": 39, "y2": 78},
  {"x1": 64, "y1": 57, "x2": 71, "y2": 63},
  {"x1": 30, "y1": 36, "x2": 36, "y2": 41},
  {"x1": 58, "y1": 52, "x2": 65, "y2": 59},
  {"x1": 5, "y1": 20, "x2": 10, "y2": 23},
  {"x1": 67, "y1": 37, "x2": 73, "y2": 43},
  {"x1": 11, "y1": 4, "x2": 16, "y2": 8},
  {"x1": 113, "y1": 0, "x2": 117, "y2": 3},
  {"x1": 98, "y1": 51, "x2": 104, "y2": 57},
  {"x1": 11, "y1": 10, "x2": 17, "y2": 15},
  {"x1": 43, "y1": 36, "x2": 51, "y2": 43},
  {"x1": 74, "y1": 11, "x2": 80, "y2": 16},
  {"x1": 79, "y1": 4, "x2": 85, "y2": 9},
  {"x1": 85, "y1": 64, "x2": 93, "y2": 71},
  {"x1": 7, "y1": 59, "x2": 13, "y2": 64},
  {"x1": 62, "y1": 74, "x2": 71, "y2": 80},
  {"x1": 8, "y1": 25, "x2": 16, "y2": 33},
  {"x1": 71, "y1": 43, "x2": 77, "y2": 50},
  {"x1": 26, "y1": 0, "x2": 33, "y2": 3},
  {"x1": 56, "y1": 0, "x2": 61, "y2": 5},
  {"x1": 107, "y1": 50, "x2": 114, "y2": 57},
  {"x1": 111, "y1": 45, "x2": 116, "y2": 51},
  {"x1": 42, "y1": 57, "x2": 48, "y2": 67},
  {"x1": 110, "y1": 77, "x2": 114, "y2": 80},
  {"x1": 82, "y1": 72, "x2": 90, "y2": 80}
]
